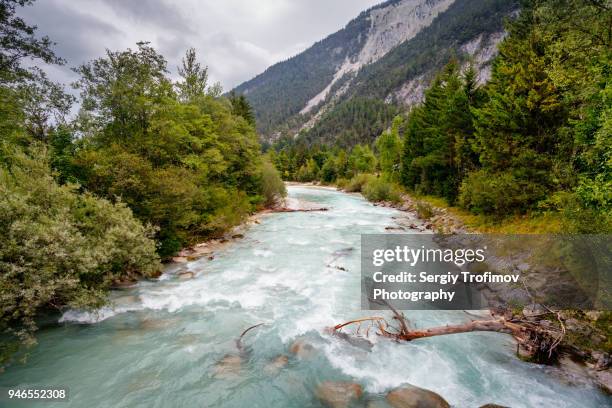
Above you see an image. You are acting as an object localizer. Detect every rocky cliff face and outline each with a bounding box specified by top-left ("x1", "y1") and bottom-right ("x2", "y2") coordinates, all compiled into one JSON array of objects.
[
  {"x1": 233, "y1": 0, "x2": 518, "y2": 144},
  {"x1": 300, "y1": 0, "x2": 455, "y2": 115}
]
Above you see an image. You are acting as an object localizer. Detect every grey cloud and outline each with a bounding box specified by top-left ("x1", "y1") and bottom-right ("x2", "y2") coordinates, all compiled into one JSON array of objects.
[
  {"x1": 158, "y1": 35, "x2": 189, "y2": 62},
  {"x1": 18, "y1": 0, "x2": 383, "y2": 90},
  {"x1": 105, "y1": 0, "x2": 195, "y2": 34},
  {"x1": 20, "y1": 1, "x2": 123, "y2": 66}
]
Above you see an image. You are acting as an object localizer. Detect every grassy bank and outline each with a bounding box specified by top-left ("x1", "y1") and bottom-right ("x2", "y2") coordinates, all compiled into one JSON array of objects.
[{"x1": 331, "y1": 173, "x2": 564, "y2": 234}]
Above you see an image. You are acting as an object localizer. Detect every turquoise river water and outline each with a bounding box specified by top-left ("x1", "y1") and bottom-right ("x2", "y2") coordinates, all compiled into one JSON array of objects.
[{"x1": 1, "y1": 186, "x2": 610, "y2": 407}]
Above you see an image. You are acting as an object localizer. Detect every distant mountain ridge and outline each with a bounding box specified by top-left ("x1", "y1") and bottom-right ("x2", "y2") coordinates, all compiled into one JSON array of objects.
[{"x1": 233, "y1": 0, "x2": 518, "y2": 146}]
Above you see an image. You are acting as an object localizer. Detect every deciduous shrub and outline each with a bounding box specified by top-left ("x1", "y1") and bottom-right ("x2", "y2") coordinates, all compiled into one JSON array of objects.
[
  {"x1": 344, "y1": 173, "x2": 374, "y2": 192},
  {"x1": 260, "y1": 159, "x2": 286, "y2": 207},
  {"x1": 0, "y1": 146, "x2": 160, "y2": 356},
  {"x1": 361, "y1": 177, "x2": 402, "y2": 203}
]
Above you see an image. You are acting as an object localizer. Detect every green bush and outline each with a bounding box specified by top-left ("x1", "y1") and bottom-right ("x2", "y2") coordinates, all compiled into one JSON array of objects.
[
  {"x1": 260, "y1": 159, "x2": 286, "y2": 207},
  {"x1": 0, "y1": 146, "x2": 161, "y2": 355},
  {"x1": 548, "y1": 191, "x2": 612, "y2": 234},
  {"x1": 361, "y1": 177, "x2": 402, "y2": 203},
  {"x1": 459, "y1": 170, "x2": 546, "y2": 216},
  {"x1": 344, "y1": 173, "x2": 374, "y2": 192}
]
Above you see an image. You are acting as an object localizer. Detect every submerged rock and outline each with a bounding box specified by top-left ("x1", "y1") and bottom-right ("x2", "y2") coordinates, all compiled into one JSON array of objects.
[
  {"x1": 333, "y1": 331, "x2": 374, "y2": 351},
  {"x1": 387, "y1": 384, "x2": 450, "y2": 408},
  {"x1": 290, "y1": 340, "x2": 315, "y2": 359},
  {"x1": 264, "y1": 354, "x2": 289, "y2": 375},
  {"x1": 316, "y1": 381, "x2": 363, "y2": 408},
  {"x1": 366, "y1": 401, "x2": 392, "y2": 408},
  {"x1": 139, "y1": 318, "x2": 178, "y2": 331},
  {"x1": 213, "y1": 354, "x2": 242, "y2": 379}
]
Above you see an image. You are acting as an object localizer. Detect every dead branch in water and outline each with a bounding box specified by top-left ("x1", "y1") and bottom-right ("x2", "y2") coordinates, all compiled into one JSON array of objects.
[
  {"x1": 236, "y1": 323, "x2": 265, "y2": 351},
  {"x1": 272, "y1": 207, "x2": 329, "y2": 213},
  {"x1": 331, "y1": 300, "x2": 564, "y2": 362}
]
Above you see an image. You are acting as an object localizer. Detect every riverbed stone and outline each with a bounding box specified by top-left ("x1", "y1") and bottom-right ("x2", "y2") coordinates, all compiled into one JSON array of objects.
[
  {"x1": 366, "y1": 401, "x2": 392, "y2": 408},
  {"x1": 387, "y1": 384, "x2": 450, "y2": 408},
  {"x1": 213, "y1": 354, "x2": 242, "y2": 379},
  {"x1": 264, "y1": 354, "x2": 289, "y2": 375},
  {"x1": 140, "y1": 318, "x2": 178, "y2": 330},
  {"x1": 290, "y1": 340, "x2": 315, "y2": 358},
  {"x1": 315, "y1": 381, "x2": 363, "y2": 408},
  {"x1": 177, "y1": 271, "x2": 195, "y2": 280},
  {"x1": 592, "y1": 369, "x2": 612, "y2": 394}
]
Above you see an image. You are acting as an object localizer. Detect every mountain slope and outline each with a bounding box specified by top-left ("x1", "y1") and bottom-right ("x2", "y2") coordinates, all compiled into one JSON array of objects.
[{"x1": 234, "y1": 0, "x2": 518, "y2": 145}]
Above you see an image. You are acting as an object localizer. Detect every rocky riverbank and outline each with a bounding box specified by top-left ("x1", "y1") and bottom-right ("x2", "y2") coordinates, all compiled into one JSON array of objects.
[{"x1": 359, "y1": 189, "x2": 611, "y2": 394}]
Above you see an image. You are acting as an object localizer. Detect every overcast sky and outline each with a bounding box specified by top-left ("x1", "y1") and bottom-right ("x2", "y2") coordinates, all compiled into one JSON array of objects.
[{"x1": 18, "y1": 0, "x2": 382, "y2": 91}]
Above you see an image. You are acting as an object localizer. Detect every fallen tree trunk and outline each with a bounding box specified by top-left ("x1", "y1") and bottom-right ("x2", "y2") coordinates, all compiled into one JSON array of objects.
[
  {"x1": 381, "y1": 318, "x2": 523, "y2": 341},
  {"x1": 331, "y1": 301, "x2": 563, "y2": 363},
  {"x1": 332, "y1": 316, "x2": 524, "y2": 340}
]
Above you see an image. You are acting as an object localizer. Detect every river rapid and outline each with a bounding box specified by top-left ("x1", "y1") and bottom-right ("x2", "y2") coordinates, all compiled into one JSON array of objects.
[{"x1": 2, "y1": 186, "x2": 609, "y2": 407}]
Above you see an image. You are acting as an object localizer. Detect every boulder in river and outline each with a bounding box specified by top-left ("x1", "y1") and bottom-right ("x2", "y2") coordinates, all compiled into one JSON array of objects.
[
  {"x1": 332, "y1": 331, "x2": 373, "y2": 351},
  {"x1": 387, "y1": 384, "x2": 450, "y2": 408},
  {"x1": 177, "y1": 271, "x2": 195, "y2": 280},
  {"x1": 315, "y1": 381, "x2": 363, "y2": 408},
  {"x1": 590, "y1": 368, "x2": 612, "y2": 394}
]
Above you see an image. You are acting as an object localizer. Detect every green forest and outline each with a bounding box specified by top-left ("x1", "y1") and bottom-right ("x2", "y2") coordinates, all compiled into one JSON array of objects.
[
  {"x1": 1, "y1": 0, "x2": 610, "y2": 371},
  {"x1": 238, "y1": 0, "x2": 518, "y2": 142},
  {"x1": 0, "y1": 0, "x2": 285, "y2": 359},
  {"x1": 271, "y1": 0, "x2": 611, "y2": 232}
]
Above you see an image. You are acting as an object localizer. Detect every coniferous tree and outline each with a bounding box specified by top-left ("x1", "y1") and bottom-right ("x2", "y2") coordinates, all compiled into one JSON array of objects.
[{"x1": 229, "y1": 91, "x2": 256, "y2": 126}]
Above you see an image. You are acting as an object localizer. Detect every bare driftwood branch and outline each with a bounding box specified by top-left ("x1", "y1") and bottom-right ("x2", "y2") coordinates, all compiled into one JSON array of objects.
[
  {"x1": 332, "y1": 298, "x2": 564, "y2": 363},
  {"x1": 236, "y1": 323, "x2": 265, "y2": 351},
  {"x1": 272, "y1": 207, "x2": 329, "y2": 213}
]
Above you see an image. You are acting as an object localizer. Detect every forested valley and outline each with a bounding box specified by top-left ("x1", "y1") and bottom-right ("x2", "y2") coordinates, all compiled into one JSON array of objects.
[
  {"x1": 0, "y1": 0, "x2": 285, "y2": 360},
  {"x1": 271, "y1": 0, "x2": 611, "y2": 234},
  {"x1": 0, "y1": 0, "x2": 610, "y2": 404}
]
